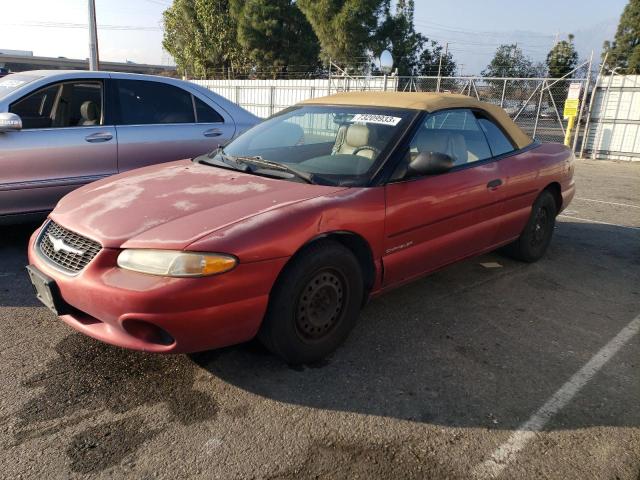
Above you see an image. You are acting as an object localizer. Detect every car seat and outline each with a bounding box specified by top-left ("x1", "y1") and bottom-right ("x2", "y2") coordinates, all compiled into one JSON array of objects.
[
  {"x1": 332, "y1": 124, "x2": 378, "y2": 159},
  {"x1": 415, "y1": 128, "x2": 468, "y2": 165},
  {"x1": 392, "y1": 128, "x2": 470, "y2": 180},
  {"x1": 79, "y1": 101, "x2": 99, "y2": 126}
]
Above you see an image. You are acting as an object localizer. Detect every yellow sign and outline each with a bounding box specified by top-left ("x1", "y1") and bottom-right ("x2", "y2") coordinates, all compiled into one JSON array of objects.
[
  {"x1": 563, "y1": 98, "x2": 579, "y2": 118},
  {"x1": 563, "y1": 82, "x2": 582, "y2": 118}
]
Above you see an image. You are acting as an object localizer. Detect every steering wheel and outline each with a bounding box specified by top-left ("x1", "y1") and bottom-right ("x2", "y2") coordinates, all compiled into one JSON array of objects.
[{"x1": 352, "y1": 145, "x2": 381, "y2": 157}]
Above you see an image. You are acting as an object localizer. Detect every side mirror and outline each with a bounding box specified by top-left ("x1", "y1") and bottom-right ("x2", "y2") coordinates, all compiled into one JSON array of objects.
[
  {"x1": 0, "y1": 112, "x2": 22, "y2": 133},
  {"x1": 407, "y1": 151, "x2": 454, "y2": 176}
]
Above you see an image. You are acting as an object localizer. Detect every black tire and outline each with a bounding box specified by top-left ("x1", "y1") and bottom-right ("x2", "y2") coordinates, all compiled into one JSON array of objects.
[
  {"x1": 258, "y1": 240, "x2": 364, "y2": 364},
  {"x1": 502, "y1": 190, "x2": 557, "y2": 263}
]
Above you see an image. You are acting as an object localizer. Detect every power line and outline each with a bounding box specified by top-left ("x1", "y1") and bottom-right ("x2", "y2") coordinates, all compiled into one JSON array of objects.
[
  {"x1": 0, "y1": 21, "x2": 162, "y2": 31},
  {"x1": 141, "y1": 0, "x2": 172, "y2": 6},
  {"x1": 414, "y1": 19, "x2": 556, "y2": 39}
]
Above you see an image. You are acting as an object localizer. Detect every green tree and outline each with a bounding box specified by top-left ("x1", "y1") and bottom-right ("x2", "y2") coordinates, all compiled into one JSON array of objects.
[
  {"x1": 546, "y1": 34, "x2": 578, "y2": 78},
  {"x1": 416, "y1": 40, "x2": 456, "y2": 76},
  {"x1": 374, "y1": 0, "x2": 457, "y2": 78},
  {"x1": 602, "y1": 0, "x2": 640, "y2": 73},
  {"x1": 231, "y1": 0, "x2": 320, "y2": 77},
  {"x1": 374, "y1": 0, "x2": 424, "y2": 75},
  {"x1": 545, "y1": 35, "x2": 579, "y2": 112},
  {"x1": 297, "y1": 0, "x2": 386, "y2": 70},
  {"x1": 162, "y1": 0, "x2": 246, "y2": 78},
  {"x1": 482, "y1": 44, "x2": 536, "y2": 78}
]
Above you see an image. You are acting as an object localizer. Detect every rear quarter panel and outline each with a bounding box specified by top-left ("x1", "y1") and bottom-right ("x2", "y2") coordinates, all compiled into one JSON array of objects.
[{"x1": 499, "y1": 142, "x2": 575, "y2": 241}]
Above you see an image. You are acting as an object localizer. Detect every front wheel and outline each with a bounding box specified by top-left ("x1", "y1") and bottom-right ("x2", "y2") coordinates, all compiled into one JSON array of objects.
[
  {"x1": 502, "y1": 190, "x2": 557, "y2": 263},
  {"x1": 258, "y1": 240, "x2": 364, "y2": 364}
]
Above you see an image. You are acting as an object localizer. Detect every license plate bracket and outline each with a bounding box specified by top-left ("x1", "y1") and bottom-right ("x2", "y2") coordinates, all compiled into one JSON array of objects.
[{"x1": 26, "y1": 265, "x2": 70, "y2": 315}]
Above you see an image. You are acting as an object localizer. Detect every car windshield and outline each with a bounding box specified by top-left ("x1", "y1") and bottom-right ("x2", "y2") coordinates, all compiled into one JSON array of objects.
[
  {"x1": 0, "y1": 74, "x2": 41, "y2": 100},
  {"x1": 200, "y1": 105, "x2": 413, "y2": 186}
]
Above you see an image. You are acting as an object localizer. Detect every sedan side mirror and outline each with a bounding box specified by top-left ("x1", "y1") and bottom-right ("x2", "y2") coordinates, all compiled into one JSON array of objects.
[
  {"x1": 407, "y1": 151, "x2": 454, "y2": 176},
  {"x1": 0, "y1": 112, "x2": 22, "y2": 133}
]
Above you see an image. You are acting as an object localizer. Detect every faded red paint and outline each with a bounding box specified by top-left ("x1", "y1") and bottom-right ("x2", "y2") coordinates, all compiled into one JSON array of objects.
[{"x1": 28, "y1": 143, "x2": 575, "y2": 354}]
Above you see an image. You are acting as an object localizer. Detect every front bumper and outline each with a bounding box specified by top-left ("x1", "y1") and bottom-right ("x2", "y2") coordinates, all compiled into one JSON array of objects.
[{"x1": 28, "y1": 228, "x2": 288, "y2": 353}]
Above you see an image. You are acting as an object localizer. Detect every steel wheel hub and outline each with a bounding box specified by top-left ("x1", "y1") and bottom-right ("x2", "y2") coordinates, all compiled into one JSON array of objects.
[{"x1": 296, "y1": 270, "x2": 345, "y2": 340}]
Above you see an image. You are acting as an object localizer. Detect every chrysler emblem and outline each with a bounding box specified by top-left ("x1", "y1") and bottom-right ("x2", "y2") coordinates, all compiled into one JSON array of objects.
[{"x1": 48, "y1": 234, "x2": 85, "y2": 256}]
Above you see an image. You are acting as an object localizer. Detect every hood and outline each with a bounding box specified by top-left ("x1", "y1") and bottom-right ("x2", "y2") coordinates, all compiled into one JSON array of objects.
[{"x1": 51, "y1": 160, "x2": 344, "y2": 249}]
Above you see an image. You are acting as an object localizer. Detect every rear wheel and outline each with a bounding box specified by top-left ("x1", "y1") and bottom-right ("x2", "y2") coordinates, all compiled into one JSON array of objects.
[
  {"x1": 258, "y1": 240, "x2": 364, "y2": 364},
  {"x1": 502, "y1": 190, "x2": 557, "y2": 263}
]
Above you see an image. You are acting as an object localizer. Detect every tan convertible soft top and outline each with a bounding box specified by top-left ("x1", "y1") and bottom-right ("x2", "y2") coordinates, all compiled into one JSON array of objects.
[{"x1": 301, "y1": 91, "x2": 532, "y2": 149}]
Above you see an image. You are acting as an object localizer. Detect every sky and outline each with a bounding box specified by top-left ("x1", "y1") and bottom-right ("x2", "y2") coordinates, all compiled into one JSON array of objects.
[
  {"x1": 0, "y1": 0, "x2": 628, "y2": 74},
  {"x1": 412, "y1": 0, "x2": 626, "y2": 74}
]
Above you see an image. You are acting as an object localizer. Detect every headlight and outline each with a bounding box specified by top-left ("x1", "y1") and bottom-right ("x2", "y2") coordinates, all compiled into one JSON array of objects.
[{"x1": 117, "y1": 250, "x2": 237, "y2": 277}]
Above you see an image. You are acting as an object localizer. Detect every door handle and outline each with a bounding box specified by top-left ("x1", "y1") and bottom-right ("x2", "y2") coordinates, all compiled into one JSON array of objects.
[
  {"x1": 203, "y1": 128, "x2": 223, "y2": 137},
  {"x1": 487, "y1": 179, "x2": 503, "y2": 189},
  {"x1": 85, "y1": 132, "x2": 113, "y2": 143}
]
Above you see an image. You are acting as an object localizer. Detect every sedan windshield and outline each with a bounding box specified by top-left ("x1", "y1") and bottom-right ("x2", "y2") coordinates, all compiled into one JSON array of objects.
[
  {"x1": 200, "y1": 105, "x2": 413, "y2": 186},
  {"x1": 0, "y1": 74, "x2": 41, "y2": 100}
]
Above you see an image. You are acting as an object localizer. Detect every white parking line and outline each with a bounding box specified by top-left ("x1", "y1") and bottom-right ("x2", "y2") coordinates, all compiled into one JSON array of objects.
[
  {"x1": 558, "y1": 214, "x2": 640, "y2": 230},
  {"x1": 473, "y1": 313, "x2": 640, "y2": 479},
  {"x1": 575, "y1": 197, "x2": 640, "y2": 209}
]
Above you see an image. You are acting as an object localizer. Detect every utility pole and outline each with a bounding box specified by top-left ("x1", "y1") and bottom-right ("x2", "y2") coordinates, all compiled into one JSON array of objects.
[
  {"x1": 436, "y1": 42, "x2": 448, "y2": 92},
  {"x1": 88, "y1": 0, "x2": 100, "y2": 70}
]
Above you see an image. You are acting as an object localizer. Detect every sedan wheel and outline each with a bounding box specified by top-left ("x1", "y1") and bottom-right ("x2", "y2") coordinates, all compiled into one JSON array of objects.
[
  {"x1": 502, "y1": 189, "x2": 557, "y2": 263},
  {"x1": 530, "y1": 206, "x2": 551, "y2": 249},
  {"x1": 258, "y1": 240, "x2": 364, "y2": 364}
]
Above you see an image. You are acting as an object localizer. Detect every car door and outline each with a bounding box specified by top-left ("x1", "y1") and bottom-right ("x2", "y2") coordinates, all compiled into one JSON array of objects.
[
  {"x1": 382, "y1": 108, "x2": 506, "y2": 287},
  {"x1": 113, "y1": 79, "x2": 235, "y2": 172},
  {"x1": 475, "y1": 113, "x2": 537, "y2": 243},
  {"x1": 0, "y1": 78, "x2": 117, "y2": 216}
]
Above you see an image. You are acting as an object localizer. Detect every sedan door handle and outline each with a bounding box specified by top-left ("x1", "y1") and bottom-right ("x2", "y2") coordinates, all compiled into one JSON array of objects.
[
  {"x1": 487, "y1": 178, "x2": 503, "y2": 189},
  {"x1": 203, "y1": 128, "x2": 223, "y2": 138},
  {"x1": 85, "y1": 132, "x2": 113, "y2": 143}
]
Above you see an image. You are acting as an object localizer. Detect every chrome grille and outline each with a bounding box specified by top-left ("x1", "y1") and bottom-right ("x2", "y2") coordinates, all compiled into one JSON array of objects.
[{"x1": 38, "y1": 221, "x2": 101, "y2": 274}]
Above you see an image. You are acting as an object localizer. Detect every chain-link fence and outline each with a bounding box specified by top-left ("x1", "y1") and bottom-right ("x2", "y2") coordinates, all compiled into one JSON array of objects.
[
  {"x1": 194, "y1": 74, "x2": 589, "y2": 147},
  {"x1": 396, "y1": 76, "x2": 589, "y2": 144}
]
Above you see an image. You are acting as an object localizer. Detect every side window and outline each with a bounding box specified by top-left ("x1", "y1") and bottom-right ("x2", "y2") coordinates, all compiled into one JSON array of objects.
[
  {"x1": 423, "y1": 109, "x2": 478, "y2": 131},
  {"x1": 413, "y1": 109, "x2": 491, "y2": 165},
  {"x1": 10, "y1": 84, "x2": 59, "y2": 129},
  {"x1": 66, "y1": 82, "x2": 103, "y2": 127},
  {"x1": 10, "y1": 81, "x2": 103, "y2": 129},
  {"x1": 194, "y1": 96, "x2": 224, "y2": 123},
  {"x1": 476, "y1": 116, "x2": 515, "y2": 157},
  {"x1": 116, "y1": 80, "x2": 195, "y2": 125},
  {"x1": 391, "y1": 109, "x2": 492, "y2": 181}
]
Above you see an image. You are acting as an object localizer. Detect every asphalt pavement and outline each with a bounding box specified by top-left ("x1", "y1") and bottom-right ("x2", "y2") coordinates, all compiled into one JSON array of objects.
[{"x1": 0, "y1": 159, "x2": 638, "y2": 479}]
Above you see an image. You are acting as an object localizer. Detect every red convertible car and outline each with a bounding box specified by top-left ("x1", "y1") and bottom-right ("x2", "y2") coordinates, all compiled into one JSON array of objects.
[{"x1": 27, "y1": 92, "x2": 575, "y2": 363}]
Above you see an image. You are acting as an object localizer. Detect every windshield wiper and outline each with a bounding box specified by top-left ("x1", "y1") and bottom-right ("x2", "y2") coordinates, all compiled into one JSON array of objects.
[
  {"x1": 195, "y1": 147, "x2": 250, "y2": 172},
  {"x1": 196, "y1": 150, "x2": 314, "y2": 184},
  {"x1": 235, "y1": 156, "x2": 314, "y2": 184}
]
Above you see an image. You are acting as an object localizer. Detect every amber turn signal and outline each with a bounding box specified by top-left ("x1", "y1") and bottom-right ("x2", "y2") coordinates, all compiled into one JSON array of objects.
[{"x1": 117, "y1": 250, "x2": 237, "y2": 277}]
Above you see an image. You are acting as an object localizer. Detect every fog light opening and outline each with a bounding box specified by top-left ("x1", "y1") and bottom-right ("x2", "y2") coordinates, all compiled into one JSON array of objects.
[{"x1": 122, "y1": 319, "x2": 175, "y2": 346}]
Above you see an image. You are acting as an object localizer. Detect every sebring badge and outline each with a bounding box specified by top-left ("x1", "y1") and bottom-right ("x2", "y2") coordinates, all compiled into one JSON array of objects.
[{"x1": 48, "y1": 234, "x2": 85, "y2": 256}]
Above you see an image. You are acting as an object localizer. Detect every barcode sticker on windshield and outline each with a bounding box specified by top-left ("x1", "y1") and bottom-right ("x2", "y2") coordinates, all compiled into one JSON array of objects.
[{"x1": 351, "y1": 114, "x2": 401, "y2": 126}]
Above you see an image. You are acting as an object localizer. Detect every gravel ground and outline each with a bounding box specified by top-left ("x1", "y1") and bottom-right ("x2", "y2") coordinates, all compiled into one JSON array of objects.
[{"x1": 0, "y1": 158, "x2": 638, "y2": 479}]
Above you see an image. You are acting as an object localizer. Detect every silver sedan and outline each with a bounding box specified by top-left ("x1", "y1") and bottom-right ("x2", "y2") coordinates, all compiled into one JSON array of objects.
[{"x1": 0, "y1": 70, "x2": 259, "y2": 222}]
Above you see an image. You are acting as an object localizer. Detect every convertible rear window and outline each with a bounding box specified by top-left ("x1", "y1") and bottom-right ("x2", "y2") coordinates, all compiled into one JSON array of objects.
[
  {"x1": 219, "y1": 105, "x2": 413, "y2": 186},
  {"x1": 0, "y1": 74, "x2": 41, "y2": 100}
]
